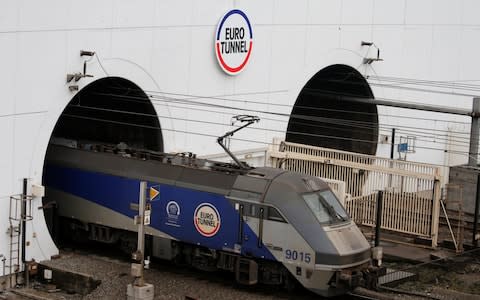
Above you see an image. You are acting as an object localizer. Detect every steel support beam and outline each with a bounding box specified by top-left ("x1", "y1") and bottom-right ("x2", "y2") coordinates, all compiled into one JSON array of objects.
[
  {"x1": 301, "y1": 89, "x2": 473, "y2": 116},
  {"x1": 469, "y1": 98, "x2": 480, "y2": 166}
]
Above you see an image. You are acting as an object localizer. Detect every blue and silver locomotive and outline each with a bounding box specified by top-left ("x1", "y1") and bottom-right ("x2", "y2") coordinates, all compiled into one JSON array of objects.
[{"x1": 44, "y1": 140, "x2": 383, "y2": 297}]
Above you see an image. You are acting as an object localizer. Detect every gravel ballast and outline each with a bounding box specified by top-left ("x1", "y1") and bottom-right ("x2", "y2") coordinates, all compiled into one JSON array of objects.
[{"x1": 17, "y1": 251, "x2": 318, "y2": 300}]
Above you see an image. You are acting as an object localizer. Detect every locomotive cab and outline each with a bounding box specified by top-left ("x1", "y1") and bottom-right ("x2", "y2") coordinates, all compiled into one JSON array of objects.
[{"x1": 261, "y1": 170, "x2": 375, "y2": 296}]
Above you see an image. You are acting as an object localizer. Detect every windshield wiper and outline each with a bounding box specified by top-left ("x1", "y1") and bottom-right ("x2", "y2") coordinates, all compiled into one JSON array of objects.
[{"x1": 321, "y1": 200, "x2": 346, "y2": 222}]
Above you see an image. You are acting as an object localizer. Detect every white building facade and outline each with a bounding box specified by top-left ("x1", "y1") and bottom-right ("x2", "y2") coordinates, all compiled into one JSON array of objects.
[{"x1": 1, "y1": 0, "x2": 480, "y2": 271}]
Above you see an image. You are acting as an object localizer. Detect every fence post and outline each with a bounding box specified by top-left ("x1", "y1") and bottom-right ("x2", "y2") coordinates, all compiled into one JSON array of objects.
[
  {"x1": 431, "y1": 179, "x2": 441, "y2": 248},
  {"x1": 473, "y1": 173, "x2": 480, "y2": 247},
  {"x1": 375, "y1": 190, "x2": 384, "y2": 247}
]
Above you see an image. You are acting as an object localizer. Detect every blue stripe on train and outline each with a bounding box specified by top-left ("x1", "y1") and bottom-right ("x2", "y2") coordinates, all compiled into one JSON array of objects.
[{"x1": 45, "y1": 164, "x2": 275, "y2": 260}]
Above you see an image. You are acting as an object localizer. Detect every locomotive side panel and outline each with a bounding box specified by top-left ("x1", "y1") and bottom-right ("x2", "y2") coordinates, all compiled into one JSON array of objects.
[{"x1": 44, "y1": 163, "x2": 276, "y2": 260}]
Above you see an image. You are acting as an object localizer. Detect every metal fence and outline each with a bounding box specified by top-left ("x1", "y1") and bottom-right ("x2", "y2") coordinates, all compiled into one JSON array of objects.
[{"x1": 268, "y1": 140, "x2": 442, "y2": 248}]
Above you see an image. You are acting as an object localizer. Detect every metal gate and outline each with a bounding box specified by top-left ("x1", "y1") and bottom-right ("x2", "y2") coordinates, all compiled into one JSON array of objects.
[{"x1": 268, "y1": 140, "x2": 442, "y2": 248}]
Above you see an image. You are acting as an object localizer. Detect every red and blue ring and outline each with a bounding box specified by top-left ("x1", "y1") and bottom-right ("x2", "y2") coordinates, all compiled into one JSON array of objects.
[{"x1": 215, "y1": 9, "x2": 253, "y2": 74}]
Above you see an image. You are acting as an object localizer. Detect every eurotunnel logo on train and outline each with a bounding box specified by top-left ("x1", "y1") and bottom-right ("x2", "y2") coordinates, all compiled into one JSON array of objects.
[
  {"x1": 166, "y1": 200, "x2": 181, "y2": 227},
  {"x1": 215, "y1": 9, "x2": 253, "y2": 75},
  {"x1": 194, "y1": 203, "x2": 221, "y2": 237}
]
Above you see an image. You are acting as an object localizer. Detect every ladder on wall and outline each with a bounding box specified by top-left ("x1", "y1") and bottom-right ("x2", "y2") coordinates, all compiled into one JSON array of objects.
[
  {"x1": 7, "y1": 215, "x2": 20, "y2": 287},
  {"x1": 8, "y1": 193, "x2": 33, "y2": 287}
]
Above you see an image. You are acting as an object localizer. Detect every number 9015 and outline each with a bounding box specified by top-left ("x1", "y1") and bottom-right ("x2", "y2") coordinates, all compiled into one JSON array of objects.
[{"x1": 285, "y1": 249, "x2": 311, "y2": 263}]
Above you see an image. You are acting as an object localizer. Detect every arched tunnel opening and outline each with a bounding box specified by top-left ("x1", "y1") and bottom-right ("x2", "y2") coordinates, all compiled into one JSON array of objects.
[
  {"x1": 286, "y1": 65, "x2": 378, "y2": 197},
  {"x1": 51, "y1": 77, "x2": 163, "y2": 151},
  {"x1": 286, "y1": 64, "x2": 378, "y2": 155},
  {"x1": 43, "y1": 77, "x2": 163, "y2": 248}
]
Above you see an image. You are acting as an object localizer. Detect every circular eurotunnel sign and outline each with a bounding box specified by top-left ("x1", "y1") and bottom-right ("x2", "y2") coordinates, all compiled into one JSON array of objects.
[
  {"x1": 215, "y1": 9, "x2": 253, "y2": 75},
  {"x1": 194, "y1": 203, "x2": 221, "y2": 237}
]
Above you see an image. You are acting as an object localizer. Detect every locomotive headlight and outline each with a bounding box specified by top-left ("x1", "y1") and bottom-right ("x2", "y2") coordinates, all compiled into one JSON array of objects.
[{"x1": 371, "y1": 246, "x2": 383, "y2": 267}]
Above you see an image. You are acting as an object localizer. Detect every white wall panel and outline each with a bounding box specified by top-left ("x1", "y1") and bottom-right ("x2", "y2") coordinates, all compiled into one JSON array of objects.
[
  {"x1": 269, "y1": 26, "x2": 307, "y2": 91},
  {"x1": 0, "y1": 34, "x2": 17, "y2": 116},
  {"x1": 15, "y1": 32, "x2": 68, "y2": 114},
  {"x1": 188, "y1": 27, "x2": 227, "y2": 95},
  {"x1": 373, "y1": 0, "x2": 406, "y2": 25},
  {"x1": 151, "y1": 28, "x2": 191, "y2": 94},
  {"x1": 233, "y1": 26, "x2": 272, "y2": 94},
  {"x1": 405, "y1": 0, "x2": 433, "y2": 25},
  {"x1": 401, "y1": 27, "x2": 433, "y2": 80},
  {"x1": 67, "y1": 0, "x2": 113, "y2": 30},
  {"x1": 458, "y1": 28, "x2": 480, "y2": 82},
  {"x1": 191, "y1": 1, "x2": 231, "y2": 26},
  {"x1": 273, "y1": 0, "x2": 308, "y2": 25},
  {"x1": 431, "y1": 28, "x2": 461, "y2": 81},
  {"x1": 155, "y1": 0, "x2": 193, "y2": 27},
  {"x1": 0, "y1": 118, "x2": 14, "y2": 198},
  {"x1": 339, "y1": 26, "x2": 373, "y2": 59},
  {"x1": 110, "y1": 29, "x2": 154, "y2": 75},
  {"x1": 307, "y1": 0, "x2": 342, "y2": 25},
  {"x1": 235, "y1": 0, "x2": 274, "y2": 25},
  {"x1": 113, "y1": 0, "x2": 155, "y2": 28},
  {"x1": 433, "y1": 0, "x2": 462, "y2": 25},
  {"x1": 0, "y1": 0, "x2": 18, "y2": 32},
  {"x1": 17, "y1": 0, "x2": 68, "y2": 31},
  {"x1": 0, "y1": 195, "x2": 9, "y2": 275},
  {"x1": 371, "y1": 27, "x2": 405, "y2": 78},
  {"x1": 342, "y1": 0, "x2": 374, "y2": 25},
  {"x1": 462, "y1": 0, "x2": 480, "y2": 25},
  {"x1": 12, "y1": 114, "x2": 44, "y2": 193},
  {"x1": 305, "y1": 26, "x2": 341, "y2": 64}
]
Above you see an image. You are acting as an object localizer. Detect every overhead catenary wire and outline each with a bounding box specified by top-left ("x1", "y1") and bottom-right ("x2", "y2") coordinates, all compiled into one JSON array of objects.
[
  {"x1": 146, "y1": 92, "x2": 471, "y2": 133},
  {"x1": 99, "y1": 88, "x2": 474, "y2": 126},
  {"x1": 314, "y1": 72, "x2": 480, "y2": 96},
  {"x1": 105, "y1": 81, "x2": 475, "y2": 120},
  {"x1": 69, "y1": 98, "x2": 474, "y2": 148},
  {"x1": 83, "y1": 82, "x2": 479, "y2": 147},
  {"x1": 59, "y1": 112, "x2": 475, "y2": 157},
  {"x1": 146, "y1": 93, "x2": 474, "y2": 139},
  {"x1": 67, "y1": 103, "x2": 472, "y2": 150},
  {"x1": 106, "y1": 95, "x2": 472, "y2": 142},
  {"x1": 81, "y1": 90, "x2": 475, "y2": 147}
]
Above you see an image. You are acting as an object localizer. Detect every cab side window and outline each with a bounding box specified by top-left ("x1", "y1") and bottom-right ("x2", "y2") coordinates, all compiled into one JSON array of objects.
[{"x1": 267, "y1": 206, "x2": 286, "y2": 222}]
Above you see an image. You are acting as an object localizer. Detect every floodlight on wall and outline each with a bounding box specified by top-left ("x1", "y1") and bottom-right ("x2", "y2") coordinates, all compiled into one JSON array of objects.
[
  {"x1": 80, "y1": 50, "x2": 95, "y2": 57},
  {"x1": 66, "y1": 49, "x2": 95, "y2": 90},
  {"x1": 361, "y1": 41, "x2": 373, "y2": 46},
  {"x1": 361, "y1": 41, "x2": 383, "y2": 64},
  {"x1": 66, "y1": 73, "x2": 88, "y2": 83},
  {"x1": 68, "y1": 85, "x2": 79, "y2": 92}
]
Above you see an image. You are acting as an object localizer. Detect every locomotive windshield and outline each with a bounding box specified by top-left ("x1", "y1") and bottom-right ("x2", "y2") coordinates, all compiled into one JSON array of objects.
[{"x1": 303, "y1": 190, "x2": 349, "y2": 224}]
